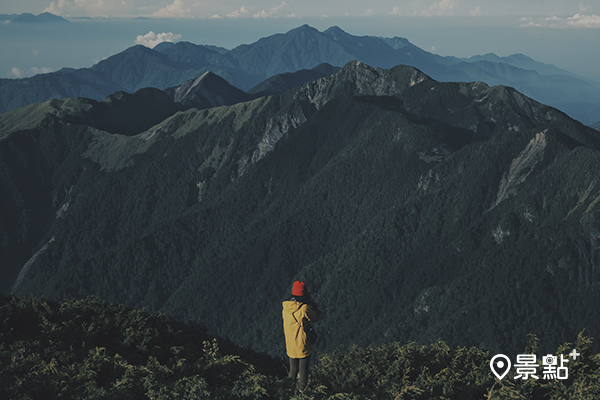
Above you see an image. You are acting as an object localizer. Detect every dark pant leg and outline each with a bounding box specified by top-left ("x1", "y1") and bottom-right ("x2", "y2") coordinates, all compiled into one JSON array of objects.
[
  {"x1": 288, "y1": 357, "x2": 299, "y2": 379},
  {"x1": 298, "y1": 355, "x2": 310, "y2": 385}
]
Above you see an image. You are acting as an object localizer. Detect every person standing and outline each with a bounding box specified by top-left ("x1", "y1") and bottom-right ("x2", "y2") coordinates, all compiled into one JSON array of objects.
[{"x1": 282, "y1": 281, "x2": 319, "y2": 388}]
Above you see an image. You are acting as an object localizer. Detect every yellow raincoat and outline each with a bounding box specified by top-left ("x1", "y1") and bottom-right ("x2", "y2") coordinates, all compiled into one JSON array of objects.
[{"x1": 282, "y1": 300, "x2": 319, "y2": 358}]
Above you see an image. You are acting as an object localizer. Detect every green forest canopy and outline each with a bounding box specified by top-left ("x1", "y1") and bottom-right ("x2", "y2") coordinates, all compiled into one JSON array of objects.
[{"x1": 2, "y1": 293, "x2": 600, "y2": 400}]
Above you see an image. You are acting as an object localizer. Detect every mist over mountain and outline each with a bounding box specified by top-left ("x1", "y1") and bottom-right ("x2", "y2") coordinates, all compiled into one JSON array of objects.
[
  {"x1": 441, "y1": 53, "x2": 575, "y2": 77},
  {"x1": 3, "y1": 61, "x2": 600, "y2": 358},
  {"x1": 0, "y1": 24, "x2": 599, "y2": 125}
]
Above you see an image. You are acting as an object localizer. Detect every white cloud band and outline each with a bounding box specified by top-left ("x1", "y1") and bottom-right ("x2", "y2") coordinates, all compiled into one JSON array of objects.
[
  {"x1": 521, "y1": 13, "x2": 600, "y2": 29},
  {"x1": 135, "y1": 31, "x2": 182, "y2": 48}
]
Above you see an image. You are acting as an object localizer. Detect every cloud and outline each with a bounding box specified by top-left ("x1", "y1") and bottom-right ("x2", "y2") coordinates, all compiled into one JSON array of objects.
[
  {"x1": 253, "y1": 10, "x2": 270, "y2": 18},
  {"x1": 520, "y1": 21, "x2": 543, "y2": 28},
  {"x1": 44, "y1": 0, "x2": 72, "y2": 16},
  {"x1": 272, "y1": 1, "x2": 287, "y2": 13},
  {"x1": 135, "y1": 31, "x2": 182, "y2": 48},
  {"x1": 227, "y1": 6, "x2": 249, "y2": 18},
  {"x1": 389, "y1": 6, "x2": 404, "y2": 16},
  {"x1": 579, "y1": 3, "x2": 591, "y2": 13},
  {"x1": 253, "y1": 1, "x2": 287, "y2": 18},
  {"x1": 521, "y1": 13, "x2": 600, "y2": 28},
  {"x1": 566, "y1": 13, "x2": 600, "y2": 28},
  {"x1": 422, "y1": 0, "x2": 459, "y2": 16},
  {"x1": 151, "y1": 0, "x2": 191, "y2": 18},
  {"x1": 10, "y1": 66, "x2": 53, "y2": 78},
  {"x1": 470, "y1": 6, "x2": 481, "y2": 17},
  {"x1": 364, "y1": 9, "x2": 374, "y2": 16},
  {"x1": 44, "y1": 0, "x2": 136, "y2": 17},
  {"x1": 30, "y1": 67, "x2": 53, "y2": 75}
]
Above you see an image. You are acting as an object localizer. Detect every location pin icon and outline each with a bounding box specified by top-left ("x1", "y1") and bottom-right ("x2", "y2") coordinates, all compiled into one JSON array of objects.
[{"x1": 490, "y1": 354, "x2": 511, "y2": 380}]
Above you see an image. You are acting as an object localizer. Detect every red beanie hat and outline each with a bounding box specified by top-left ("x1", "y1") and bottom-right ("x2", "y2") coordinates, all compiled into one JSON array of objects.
[{"x1": 292, "y1": 281, "x2": 307, "y2": 296}]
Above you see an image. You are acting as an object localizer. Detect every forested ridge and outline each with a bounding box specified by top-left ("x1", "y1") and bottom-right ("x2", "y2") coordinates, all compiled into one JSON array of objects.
[
  {"x1": 2, "y1": 294, "x2": 600, "y2": 399},
  {"x1": 2, "y1": 61, "x2": 600, "y2": 362}
]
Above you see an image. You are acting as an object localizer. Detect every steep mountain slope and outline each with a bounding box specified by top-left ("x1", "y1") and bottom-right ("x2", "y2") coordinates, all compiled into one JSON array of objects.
[
  {"x1": 0, "y1": 72, "x2": 257, "y2": 140},
  {"x1": 248, "y1": 63, "x2": 341, "y2": 97},
  {"x1": 164, "y1": 71, "x2": 252, "y2": 109},
  {"x1": 3, "y1": 62, "x2": 600, "y2": 358},
  {"x1": 88, "y1": 44, "x2": 240, "y2": 93},
  {"x1": 0, "y1": 68, "x2": 122, "y2": 116},
  {"x1": 321, "y1": 25, "x2": 451, "y2": 79},
  {"x1": 227, "y1": 24, "x2": 351, "y2": 80},
  {"x1": 1, "y1": 25, "x2": 599, "y2": 125}
]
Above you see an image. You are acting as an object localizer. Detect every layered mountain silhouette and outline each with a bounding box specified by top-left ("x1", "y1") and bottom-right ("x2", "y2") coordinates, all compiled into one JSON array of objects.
[
  {"x1": 3, "y1": 61, "x2": 600, "y2": 357},
  {"x1": 0, "y1": 72, "x2": 254, "y2": 137},
  {"x1": 1, "y1": 24, "x2": 599, "y2": 125},
  {"x1": 0, "y1": 12, "x2": 69, "y2": 23}
]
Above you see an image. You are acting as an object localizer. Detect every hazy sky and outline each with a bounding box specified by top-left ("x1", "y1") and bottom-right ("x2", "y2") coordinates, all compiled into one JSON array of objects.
[
  {"x1": 1, "y1": 1, "x2": 599, "y2": 84},
  {"x1": 1, "y1": 0, "x2": 598, "y2": 22}
]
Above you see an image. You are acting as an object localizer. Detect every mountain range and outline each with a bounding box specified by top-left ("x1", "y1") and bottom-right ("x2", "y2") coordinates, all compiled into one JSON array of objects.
[
  {"x1": 2, "y1": 59, "x2": 600, "y2": 358},
  {"x1": 0, "y1": 12, "x2": 69, "y2": 24},
  {"x1": 0, "y1": 24, "x2": 599, "y2": 126}
]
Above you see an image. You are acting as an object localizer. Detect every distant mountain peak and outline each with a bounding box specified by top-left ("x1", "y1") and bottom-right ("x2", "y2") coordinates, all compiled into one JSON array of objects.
[
  {"x1": 10, "y1": 12, "x2": 68, "y2": 23},
  {"x1": 279, "y1": 23, "x2": 321, "y2": 38},
  {"x1": 295, "y1": 60, "x2": 432, "y2": 111},
  {"x1": 294, "y1": 23, "x2": 317, "y2": 31},
  {"x1": 171, "y1": 71, "x2": 218, "y2": 102},
  {"x1": 152, "y1": 41, "x2": 175, "y2": 52},
  {"x1": 337, "y1": 60, "x2": 430, "y2": 91},
  {"x1": 166, "y1": 71, "x2": 251, "y2": 109},
  {"x1": 323, "y1": 25, "x2": 346, "y2": 36}
]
